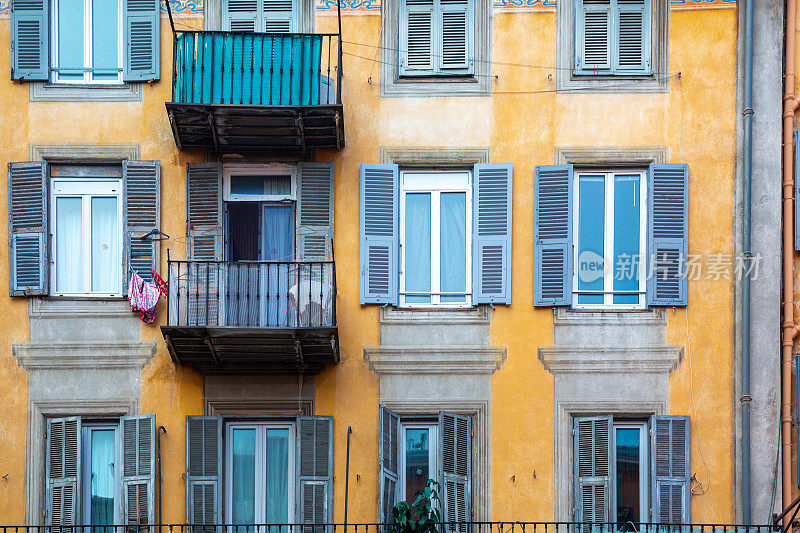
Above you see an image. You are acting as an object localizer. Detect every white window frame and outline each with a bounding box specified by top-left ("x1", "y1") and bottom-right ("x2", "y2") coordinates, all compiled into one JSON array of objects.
[
  {"x1": 611, "y1": 420, "x2": 649, "y2": 527},
  {"x1": 399, "y1": 422, "x2": 439, "y2": 504},
  {"x1": 223, "y1": 164, "x2": 297, "y2": 202},
  {"x1": 80, "y1": 422, "x2": 121, "y2": 527},
  {"x1": 571, "y1": 170, "x2": 647, "y2": 310},
  {"x1": 50, "y1": 178, "x2": 124, "y2": 297},
  {"x1": 224, "y1": 421, "x2": 296, "y2": 525},
  {"x1": 50, "y1": 0, "x2": 124, "y2": 85},
  {"x1": 399, "y1": 170, "x2": 472, "y2": 308}
]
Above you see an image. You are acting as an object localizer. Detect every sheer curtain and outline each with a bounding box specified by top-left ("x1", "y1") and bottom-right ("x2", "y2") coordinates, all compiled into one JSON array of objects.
[
  {"x1": 56, "y1": 197, "x2": 83, "y2": 293},
  {"x1": 232, "y1": 429, "x2": 256, "y2": 527},
  {"x1": 439, "y1": 192, "x2": 466, "y2": 304},
  {"x1": 90, "y1": 429, "x2": 115, "y2": 530},
  {"x1": 91, "y1": 197, "x2": 118, "y2": 293},
  {"x1": 404, "y1": 193, "x2": 431, "y2": 304},
  {"x1": 265, "y1": 429, "x2": 290, "y2": 527},
  {"x1": 263, "y1": 205, "x2": 295, "y2": 326}
]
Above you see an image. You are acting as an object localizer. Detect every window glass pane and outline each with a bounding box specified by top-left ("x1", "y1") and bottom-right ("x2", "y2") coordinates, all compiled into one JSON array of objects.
[
  {"x1": 56, "y1": 197, "x2": 83, "y2": 293},
  {"x1": 440, "y1": 192, "x2": 466, "y2": 303},
  {"x1": 232, "y1": 429, "x2": 256, "y2": 525},
  {"x1": 404, "y1": 193, "x2": 431, "y2": 304},
  {"x1": 265, "y1": 429, "x2": 290, "y2": 526},
  {"x1": 404, "y1": 428, "x2": 430, "y2": 505},
  {"x1": 613, "y1": 175, "x2": 641, "y2": 305},
  {"x1": 231, "y1": 175, "x2": 292, "y2": 196},
  {"x1": 615, "y1": 428, "x2": 641, "y2": 529},
  {"x1": 263, "y1": 204, "x2": 295, "y2": 261},
  {"x1": 577, "y1": 175, "x2": 605, "y2": 305},
  {"x1": 90, "y1": 429, "x2": 115, "y2": 530},
  {"x1": 92, "y1": 0, "x2": 119, "y2": 80},
  {"x1": 91, "y1": 196, "x2": 118, "y2": 293},
  {"x1": 58, "y1": 0, "x2": 85, "y2": 79}
]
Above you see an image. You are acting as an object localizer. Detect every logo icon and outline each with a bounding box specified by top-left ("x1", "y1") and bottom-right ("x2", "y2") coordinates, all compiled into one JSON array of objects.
[{"x1": 578, "y1": 250, "x2": 605, "y2": 283}]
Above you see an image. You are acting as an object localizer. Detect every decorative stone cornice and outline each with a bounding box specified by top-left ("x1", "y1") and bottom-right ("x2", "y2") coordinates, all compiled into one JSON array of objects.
[
  {"x1": 364, "y1": 345, "x2": 506, "y2": 375},
  {"x1": 13, "y1": 341, "x2": 157, "y2": 370},
  {"x1": 538, "y1": 345, "x2": 684, "y2": 374}
]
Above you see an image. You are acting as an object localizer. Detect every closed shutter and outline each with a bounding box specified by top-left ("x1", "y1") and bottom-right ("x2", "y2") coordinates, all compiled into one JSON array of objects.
[
  {"x1": 360, "y1": 164, "x2": 399, "y2": 305},
  {"x1": 379, "y1": 405, "x2": 400, "y2": 523},
  {"x1": 186, "y1": 416, "x2": 223, "y2": 528},
  {"x1": 575, "y1": 0, "x2": 611, "y2": 73},
  {"x1": 121, "y1": 414, "x2": 156, "y2": 526},
  {"x1": 400, "y1": 0, "x2": 434, "y2": 75},
  {"x1": 263, "y1": 0, "x2": 296, "y2": 32},
  {"x1": 46, "y1": 417, "x2": 81, "y2": 528},
  {"x1": 439, "y1": 411, "x2": 472, "y2": 524},
  {"x1": 124, "y1": 160, "x2": 160, "y2": 285},
  {"x1": 123, "y1": 0, "x2": 160, "y2": 81},
  {"x1": 8, "y1": 161, "x2": 49, "y2": 296},
  {"x1": 439, "y1": 0, "x2": 472, "y2": 74},
  {"x1": 296, "y1": 416, "x2": 333, "y2": 528},
  {"x1": 187, "y1": 163, "x2": 224, "y2": 260},
  {"x1": 573, "y1": 416, "x2": 612, "y2": 527},
  {"x1": 615, "y1": 0, "x2": 650, "y2": 74},
  {"x1": 650, "y1": 415, "x2": 690, "y2": 524},
  {"x1": 11, "y1": 0, "x2": 49, "y2": 80},
  {"x1": 298, "y1": 162, "x2": 335, "y2": 261},
  {"x1": 647, "y1": 163, "x2": 688, "y2": 306},
  {"x1": 472, "y1": 163, "x2": 512, "y2": 304},
  {"x1": 224, "y1": 0, "x2": 259, "y2": 31},
  {"x1": 533, "y1": 165, "x2": 573, "y2": 306}
]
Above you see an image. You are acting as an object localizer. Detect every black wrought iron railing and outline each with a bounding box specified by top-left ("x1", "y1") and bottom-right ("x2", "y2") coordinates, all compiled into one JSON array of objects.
[
  {"x1": 172, "y1": 31, "x2": 342, "y2": 106},
  {"x1": 166, "y1": 260, "x2": 337, "y2": 329}
]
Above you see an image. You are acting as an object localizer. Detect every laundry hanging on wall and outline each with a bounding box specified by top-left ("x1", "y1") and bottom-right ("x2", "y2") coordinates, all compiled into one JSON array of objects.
[{"x1": 128, "y1": 270, "x2": 161, "y2": 324}]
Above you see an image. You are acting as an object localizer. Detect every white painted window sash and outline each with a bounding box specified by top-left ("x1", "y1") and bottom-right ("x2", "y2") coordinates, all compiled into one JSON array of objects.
[
  {"x1": 223, "y1": 164, "x2": 298, "y2": 202},
  {"x1": 80, "y1": 422, "x2": 121, "y2": 526},
  {"x1": 610, "y1": 420, "x2": 649, "y2": 525},
  {"x1": 398, "y1": 422, "x2": 439, "y2": 503}
]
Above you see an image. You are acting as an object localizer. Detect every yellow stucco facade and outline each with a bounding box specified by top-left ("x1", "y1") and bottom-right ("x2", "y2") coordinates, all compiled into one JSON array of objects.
[{"x1": 0, "y1": 0, "x2": 761, "y2": 526}]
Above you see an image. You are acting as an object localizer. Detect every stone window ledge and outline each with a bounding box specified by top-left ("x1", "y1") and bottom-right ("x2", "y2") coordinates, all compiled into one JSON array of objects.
[
  {"x1": 380, "y1": 305, "x2": 490, "y2": 325},
  {"x1": 538, "y1": 345, "x2": 683, "y2": 374},
  {"x1": 554, "y1": 306, "x2": 666, "y2": 326},
  {"x1": 364, "y1": 345, "x2": 506, "y2": 375},
  {"x1": 13, "y1": 341, "x2": 157, "y2": 370},
  {"x1": 29, "y1": 297, "x2": 132, "y2": 318},
  {"x1": 30, "y1": 82, "x2": 143, "y2": 102}
]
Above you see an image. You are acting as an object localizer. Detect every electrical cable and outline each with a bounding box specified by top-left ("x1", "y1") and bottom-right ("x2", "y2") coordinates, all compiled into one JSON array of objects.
[{"x1": 685, "y1": 307, "x2": 711, "y2": 495}]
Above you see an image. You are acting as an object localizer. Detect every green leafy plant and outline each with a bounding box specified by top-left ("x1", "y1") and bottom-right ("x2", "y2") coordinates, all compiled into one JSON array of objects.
[{"x1": 392, "y1": 479, "x2": 442, "y2": 533}]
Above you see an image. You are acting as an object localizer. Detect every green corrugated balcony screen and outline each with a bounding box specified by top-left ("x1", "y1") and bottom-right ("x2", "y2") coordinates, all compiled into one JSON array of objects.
[{"x1": 174, "y1": 32, "x2": 324, "y2": 105}]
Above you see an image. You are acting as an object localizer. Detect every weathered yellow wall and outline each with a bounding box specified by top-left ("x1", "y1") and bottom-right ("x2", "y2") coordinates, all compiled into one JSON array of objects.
[{"x1": 0, "y1": 3, "x2": 738, "y2": 525}]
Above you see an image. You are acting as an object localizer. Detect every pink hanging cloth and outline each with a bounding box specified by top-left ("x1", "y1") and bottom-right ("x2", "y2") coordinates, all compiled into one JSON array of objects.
[{"x1": 127, "y1": 270, "x2": 161, "y2": 324}]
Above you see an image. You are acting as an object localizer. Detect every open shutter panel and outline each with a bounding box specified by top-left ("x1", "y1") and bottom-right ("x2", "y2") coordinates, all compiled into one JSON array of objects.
[
  {"x1": 360, "y1": 164, "x2": 399, "y2": 305},
  {"x1": 187, "y1": 163, "x2": 224, "y2": 260},
  {"x1": 224, "y1": 0, "x2": 259, "y2": 31},
  {"x1": 298, "y1": 163, "x2": 335, "y2": 261},
  {"x1": 400, "y1": 0, "x2": 434, "y2": 74},
  {"x1": 473, "y1": 163, "x2": 512, "y2": 304},
  {"x1": 296, "y1": 416, "x2": 334, "y2": 528},
  {"x1": 615, "y1": 0, "x2": 650, "y2": 74},
  {"x1": 534, "y1": 165, "x2": 573, "y2": 306},
  {"x1": 46, "y1": 417, "x2": 81, "y2": 528},
  {"x1": 439, "y1": 412, "x2": 472, "y2": 523},
  {"x1": 186, "y1": 416, "x2": 223, "y2": 527},
  {"x1": 11, "y1": 0, "x2": 49, "y2": 80},
  {"x1": 647, "y1": 163, "x2": 688, "y2": 306},
  {"x1": 650, "y1": 415, "x2": 690, "y2": 524},
  {"x1": 575, "y1": 0, "x2": 611, "y2": 73},
  {"x1": 439, "y1": 0, "x2": 472, "y2": 74},
  {"x1": 8, "y1": 161, "x2": 48, "y2": 297},
  {"x1": 123, "y1": 0, "x2": 160, "y2": 81},
  {"x1": 124, "y1": 161, "x2": 160, "y2": 285},
  {"x1": 121, "y1": 415, "x2": 156, "y2": 526},
  {"x1": 573, "y1": 416, "x2": 612, "y2": 527},
  {"x1": 264, "y1": 0, "x2": 295, "y2": 32},
  {"x1": 379, "y1": 405, "x2": 400, "y2": 523}
]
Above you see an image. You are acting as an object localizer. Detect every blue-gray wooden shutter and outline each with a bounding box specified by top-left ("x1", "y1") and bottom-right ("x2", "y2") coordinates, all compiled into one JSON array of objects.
[
  {"x1": 473, "y1": 163, "x2": 512, "y2": 304},
  {"x1": 439, "y1": 0, "x2": 473, "y2": 75},
  {"x1": 123, "y1": 0, "x2": 160, "y2": 81},
  {"x1": 8, "y1": 161, "x2": 48, "y2": 297},
  {"x1": 223, "y1": 0, "x2": 259, "y2": 31},
  {"x1": 379, "y1": 405, "x2": 400, "y2": 524},
  {"x1": 124, "y1": 160, "x2": 160, "y2": 285},
  {"x1": 360, "y1": 164, "x2": 399, "y2": 305},
  {"x1": 186, "y1": 416, "x2": 223, "y2": 527},
  {"x1": 650, "y1": 415, "x2": 690, "y2": 524},
  {"x1": 11, "y1": 0, "x2": 49, "y2": 80},
  {"x1": 575, "y1": 0, "x2": 611, "y2": 74},
  {"x1": 615, "y1": 0, "x2": 651, "y2": 74},
  {"x1": 439, "y1": 411, "x2": 472, "y2": 523},
  {"x1": 647, "y1": 163, "x2": 688, "y2": 306},
  {"x1": 795, "y1": 130, "x2": 800, "y2": 251},
  {"x1": 187, "y1": 163, "x2": 224, "y2": 260},
  {"x1": 534, "y1": 164, "x2": 573, "y2": 306},
  {"x1": 263, "y1": 0, "x2": 296, "y2": 32},
  {"x1": 298, "y1": 162, "x2": 334, "y2": 261},
  {"x1": 121, "y1": 414, "x2": 156, "y2": 526},
  {"x1": 573, "y1": 416, "x2": 611, "y2": 526},
  {"x1": 46, "y1": 417, "x2": 81, "y2": 527},
  {"x1": 400, "y1": 0, "x2": 435, "y2": 75},
  {"x1": 296, "y1": 416, "x2": 333, "y2": 528}
]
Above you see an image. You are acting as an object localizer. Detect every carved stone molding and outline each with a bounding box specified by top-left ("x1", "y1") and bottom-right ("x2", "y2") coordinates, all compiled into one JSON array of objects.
[
  {"x1": 13, "y1": 341, "x2": 156, "y2": 370},
  {"x1": 364, "y1": 346, "x2": 506, "y2": 375},
  {"x1": 538, "y1": 345, "x2": 684, "y2": 374}
]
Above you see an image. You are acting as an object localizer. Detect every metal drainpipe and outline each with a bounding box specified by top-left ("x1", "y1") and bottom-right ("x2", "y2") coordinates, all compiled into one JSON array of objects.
[
  {"x1": 742, "y1": 0, "x2": 754, "y2": 522},
  {"x1": 782, "y1": 0, "x2": 799, "y2": 519}
]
